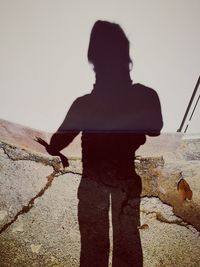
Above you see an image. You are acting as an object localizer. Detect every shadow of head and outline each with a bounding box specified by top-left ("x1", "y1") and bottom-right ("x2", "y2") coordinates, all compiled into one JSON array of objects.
[{"x1": 88, "y1": 20, "x2": 132, "y2": 75}]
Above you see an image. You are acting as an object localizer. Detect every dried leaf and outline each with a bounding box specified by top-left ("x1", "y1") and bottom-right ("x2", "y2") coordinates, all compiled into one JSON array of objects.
[
  {"x1": 177, "y1": 178, "x2": 193, "y2": 201},
  {"x1": 138, "y1": 224, "x2": 149, "y2": 230}
]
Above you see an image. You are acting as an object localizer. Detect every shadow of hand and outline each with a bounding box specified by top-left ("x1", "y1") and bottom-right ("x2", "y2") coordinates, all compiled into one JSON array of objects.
[
  {"x1": 34, "y1": 137, "x2": 69, "y2": 168},
  {"x1": 34, "y1": 137, "x2": 49, "y2": 149}
]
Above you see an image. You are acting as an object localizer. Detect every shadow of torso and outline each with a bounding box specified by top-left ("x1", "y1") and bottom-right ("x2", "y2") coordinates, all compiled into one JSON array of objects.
[{"x1": 55, "y1": 82, "x2": 162, "y2": 267}]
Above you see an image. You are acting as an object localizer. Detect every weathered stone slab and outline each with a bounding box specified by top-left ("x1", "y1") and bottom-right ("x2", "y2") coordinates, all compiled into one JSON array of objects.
[
  {"x1": 0, "y1": 119, "x2": 200, "y2": 266},
  {"x1": 0, "y1": 147, "x2": 52, "y2": 227}
]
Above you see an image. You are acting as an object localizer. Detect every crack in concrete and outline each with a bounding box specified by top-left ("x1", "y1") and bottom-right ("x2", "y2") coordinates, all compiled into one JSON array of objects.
[
  {"x1": 1, "y1": 142, "x2": 83, "y2": 175},
  {"x1": 140, "y1": 196, "x2": 200, "y2": 235},
  {"x1": 0, "y1": 166, "x2": 83, "y2": 235},
  {"x1": 55, "y1": 170, "x2": 82, "y2": 177},
  {"x1": 0, "y1": 170, "x2": 58, "y2": 234},
  {"x1": 0, "y1": 142, "x2": 83, "y2": 234},
  {"x1": 1, "y1": 141, "x2": 199, "y2": 237},
  {"x1": 141, "y1": 208, "x2": 200, "y2": 236},
  {"x1": 140, "y1": 209, "x2": 185, "y2": 226},
  {"x1": 1, "y1": 144, "x2": 61, "y2": 170}
]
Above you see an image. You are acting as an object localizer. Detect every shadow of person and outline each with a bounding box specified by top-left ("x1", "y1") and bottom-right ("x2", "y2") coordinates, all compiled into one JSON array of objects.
[{"x1": 37, "y1": 21, "x2": 163, "y2": 267}]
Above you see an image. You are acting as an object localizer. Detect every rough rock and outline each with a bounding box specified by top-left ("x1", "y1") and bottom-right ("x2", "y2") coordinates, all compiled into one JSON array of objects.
[{"x1": 0, "y1": 120, "x2": 200, "y2": 266}]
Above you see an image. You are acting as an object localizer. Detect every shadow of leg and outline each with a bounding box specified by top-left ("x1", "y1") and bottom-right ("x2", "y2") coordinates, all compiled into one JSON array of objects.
[
  {"x1": 78, "y1": 178, "x2": 110, "y2": 267},
  {"x1": 111, "y1": 178, "x2": 143, "y2": 267}
]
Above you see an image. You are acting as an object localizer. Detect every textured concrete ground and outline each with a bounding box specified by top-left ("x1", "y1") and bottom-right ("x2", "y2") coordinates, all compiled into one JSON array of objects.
[
  {"x1": 0, "y1": 138, "x2": 200, "y2": 267},
  {"x1": 0, "y1": 120, "x2": 200, "y2": 266}
]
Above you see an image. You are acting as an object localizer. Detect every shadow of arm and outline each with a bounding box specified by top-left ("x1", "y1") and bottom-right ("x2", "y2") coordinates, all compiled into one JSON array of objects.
[
  {"x1": 146, "y1": 89, "x2": 163, "y2": 136},
  {"x1": 48, "y1": 98, "x2": 82, "y2": 156}
]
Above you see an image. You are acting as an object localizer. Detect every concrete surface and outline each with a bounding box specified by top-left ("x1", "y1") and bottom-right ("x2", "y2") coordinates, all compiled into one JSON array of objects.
[{"x1": 0, "y1": 120, "x2": 200, "y2": 267}]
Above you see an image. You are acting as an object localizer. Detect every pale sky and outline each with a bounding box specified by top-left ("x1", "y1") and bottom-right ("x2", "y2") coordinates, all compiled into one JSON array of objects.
[{"x1": 0, "y1": 0, "x2": 199, "y2": 133}]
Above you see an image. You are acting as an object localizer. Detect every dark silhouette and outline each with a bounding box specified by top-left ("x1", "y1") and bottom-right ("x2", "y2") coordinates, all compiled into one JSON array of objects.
[{"x1": 37, "y1": 20, "x2": 163, "y2": 267}]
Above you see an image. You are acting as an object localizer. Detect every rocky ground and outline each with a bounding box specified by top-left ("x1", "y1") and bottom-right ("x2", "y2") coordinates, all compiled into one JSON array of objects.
[{"x1": 0, "y1": 120, "x2": 200, "y2": 266}]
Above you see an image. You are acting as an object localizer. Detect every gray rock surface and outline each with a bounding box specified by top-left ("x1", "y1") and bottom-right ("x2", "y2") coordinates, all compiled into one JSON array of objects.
[{"x1": 0, "y1": 123, "x2": 200, "y2": 266}]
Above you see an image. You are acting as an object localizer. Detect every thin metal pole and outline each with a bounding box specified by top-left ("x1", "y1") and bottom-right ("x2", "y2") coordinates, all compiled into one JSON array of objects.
[
  {"x1": 184, "y1": 92, "x2": 200, "y2": 133},
  {"x1": 177, "y1": 75, "x2": 200, "y2": 133}
]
